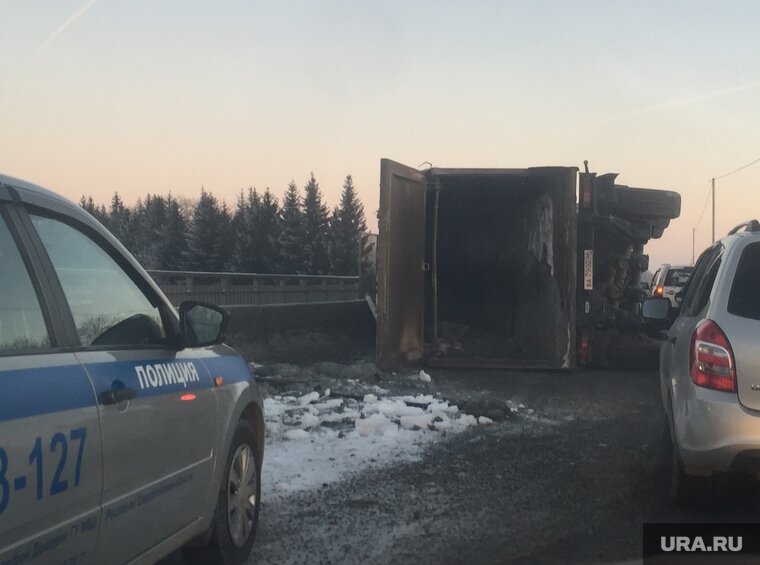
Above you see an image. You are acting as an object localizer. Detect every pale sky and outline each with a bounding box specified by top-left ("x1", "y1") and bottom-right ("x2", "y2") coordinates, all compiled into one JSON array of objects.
[{"x1": 2, "y1": 0, "x2": 760, "y2": 269}]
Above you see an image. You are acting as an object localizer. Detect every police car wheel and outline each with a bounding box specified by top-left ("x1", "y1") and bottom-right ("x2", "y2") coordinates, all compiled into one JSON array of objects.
[{"x1": 184, "y1": 420, "x2": 261, "y2": 565}]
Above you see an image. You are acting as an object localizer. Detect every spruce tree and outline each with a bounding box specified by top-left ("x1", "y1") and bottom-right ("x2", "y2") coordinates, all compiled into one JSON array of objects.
[
  {"x1": 302, "y1": 172, "x2": 330, "y2": 275},
  {"x1": 329, "y1": 175, "x2": 372, "y2": 275},
  {"x1": 79, "y1": 195, "x2": 109, "y2": 227},
  {"x1": 109, "y1": 192, "x2": 133, "y2": 250},
  {"x1": 230, "y1": 189, "x2": 251, "y2": 271},
  {"x1": 254, "y1": 189, "x2": 281, "y2": 273},
  {"x1": 228, "y1": 187, "x2": 281, "y2": 273},
  {"x1": 127, "y1": 198, "x2": 145, "y2": 259},
  {"x1": 278, "y1": 181, "x2": 306, "y2": 274},
  {"x1": 78, "y1": 195, "x2": 94, "y2": 212},
  {"x1": 185, "y1": 188, "x2": 227, "y2": 271},
  {"x1": 160, "y1": 195, "x2": 188, "y2": 270},
  {"x1": 217, "y1": 201, "x2": 234, "y2": 270},
  {"x1": 134, "y1": 194, "x2": 167, "y2": 269}
]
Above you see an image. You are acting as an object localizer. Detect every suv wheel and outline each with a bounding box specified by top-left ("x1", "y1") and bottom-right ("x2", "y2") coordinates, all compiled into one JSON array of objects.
[
  {"x1": 671, "y1": 442, "x2": 711, "y2": 508},
  {"x1": 663, "y1": 404, "x2": 711, "y2": 508},
  {"x1": 183, "y1": 420, "x2": 261, "y2": 565}
]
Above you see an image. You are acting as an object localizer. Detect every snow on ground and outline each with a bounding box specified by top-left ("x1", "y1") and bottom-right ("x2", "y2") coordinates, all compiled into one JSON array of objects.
[{"x1": 262, "y1": 389, "x2": 482, "y2": 499}]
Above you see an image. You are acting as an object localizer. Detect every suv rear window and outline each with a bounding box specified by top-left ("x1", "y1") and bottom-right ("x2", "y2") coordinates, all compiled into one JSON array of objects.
[
  {"x1": 664, "y1": 268, "x2": 692, "y2": 286},
  {"x1": 728, "y1": 243, "x2": 760, "y2": 320},
  {"x1": 681, "y1": 246, "x2": 722, "y2": 317}
]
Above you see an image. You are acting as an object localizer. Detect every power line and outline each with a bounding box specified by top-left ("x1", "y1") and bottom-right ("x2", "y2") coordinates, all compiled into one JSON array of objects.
[
  {"x1": 694, "y1": 182, "x2": 712, "y2": 228},
  {"x1": 694, "y1": 155, "x2": 760, "y2": 237},
  {"x1": 714, "y1": 156, "x2": 760, "y2": 180}
]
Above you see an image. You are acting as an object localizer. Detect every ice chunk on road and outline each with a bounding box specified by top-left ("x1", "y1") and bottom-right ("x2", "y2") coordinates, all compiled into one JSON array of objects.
[
  {"x1": 264, "y1": 397, "x2": 286, "y2": 419},
  {"x1": 428, "y1": 399, "x2": 458, "y2": 417},
  {"x1": 318, "y1": 408, "x2": 361, "y2": 424},
  {"x1": 417, "y1": 370, "x2": 432, "y2": 382},
  {"x1": 400, "y1": 394, "x2": 434, "y2": 404},
  {"x1": 363, "y1": 399, "x2": 424, "y2": 418},
  {"x1": 355, "y1": 413, "x2": 395, "y2": 436},
  {"x1": 478, "y1": 416, "x2": 494, "y2": 425},
  {"x1": 456, "y1": 414, "x2": 478, "y2": 428},
  {"x1": 300, "y1": 413, "x2": 321, "y2": 429},
  {"x1": 298, "y1": 391, "x2": 320, "y2": 406},
  {"x1": 284, "y1": 429, "x2": 310, "y2": 440},
  {"x1": 312, "y1": 398, "x2": 344, "y2": 411},
  {"x1": 262, "y1": 386, "x2": 492, "y2": 499},
  {"x1": 399, "y1": 413, "x2": 434, "y2": 430}
]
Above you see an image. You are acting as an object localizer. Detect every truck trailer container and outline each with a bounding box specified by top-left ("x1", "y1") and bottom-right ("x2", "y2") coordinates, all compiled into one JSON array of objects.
[{"x1": 375, "y1": 159, "x2": 680, "y2": 370}]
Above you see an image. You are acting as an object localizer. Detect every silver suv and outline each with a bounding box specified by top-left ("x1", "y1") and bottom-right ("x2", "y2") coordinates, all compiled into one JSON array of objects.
[
  {"x1": 0, "y1": 175, "x2": 264, "y2": 564},
  {"x1": 644, "y1": 220, "x2": 760, "y2": 506}
]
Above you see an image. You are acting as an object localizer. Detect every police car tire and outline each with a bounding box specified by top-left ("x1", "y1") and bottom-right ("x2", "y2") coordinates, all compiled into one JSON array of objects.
[{"x1": 184, "y1": 420, "x2": 261, "y2": 565}]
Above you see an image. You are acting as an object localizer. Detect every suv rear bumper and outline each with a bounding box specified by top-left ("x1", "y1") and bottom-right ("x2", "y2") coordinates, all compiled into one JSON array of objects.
[{"x1": 676, "y1": 386, "x2": 760, "y2": 474}]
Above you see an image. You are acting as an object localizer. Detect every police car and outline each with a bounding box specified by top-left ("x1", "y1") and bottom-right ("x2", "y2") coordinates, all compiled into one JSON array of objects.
[{"x1": 0, "y1": 175, "x2": 264, "y2": 565}]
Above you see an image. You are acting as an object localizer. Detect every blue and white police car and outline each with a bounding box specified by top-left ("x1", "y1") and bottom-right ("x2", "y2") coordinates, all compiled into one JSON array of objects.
[{"x1": 0, "y1": 175, "x2": 264, "y2": 565}]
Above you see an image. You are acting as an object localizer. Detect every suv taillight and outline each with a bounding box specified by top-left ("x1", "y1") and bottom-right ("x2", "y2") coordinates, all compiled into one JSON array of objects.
[
  {"x1": 689, "y1": 320, "x2": 736, "y2": 392},
  {"x1": 654, "y1": 285, "x2": 664, "y2": 297}
]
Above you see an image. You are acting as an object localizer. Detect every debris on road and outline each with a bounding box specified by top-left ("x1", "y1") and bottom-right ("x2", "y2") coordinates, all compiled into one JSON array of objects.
[
  {"x1": 461, "y1": 398, "x2": 512, "y2": 421},
  {"x1": 416, "y1": 370, "x2": 432, "y2": 382},
  {"x1": 262, "y1": 388, "x2": 484, "y2": 496},
  {"x1": 256, "y1": 361, "x2": 529, "y2": 500}
]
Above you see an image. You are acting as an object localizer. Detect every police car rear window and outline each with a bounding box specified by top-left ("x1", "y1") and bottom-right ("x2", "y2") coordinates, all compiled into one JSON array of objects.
[
  {"x1": 0, "y1": 215, "x2": 50, "y2": 352},
  {"x1": 664, "y1": 268, "x2": 692, "y2": 286},
  {"x1": 728, "y1": 243, "x2": 760, "y2": 321}
]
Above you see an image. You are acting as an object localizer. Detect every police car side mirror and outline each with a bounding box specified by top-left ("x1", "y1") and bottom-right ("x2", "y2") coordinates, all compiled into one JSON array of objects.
[{"x1": 179, "y1": 301, "x2": 229, "y2": 348}]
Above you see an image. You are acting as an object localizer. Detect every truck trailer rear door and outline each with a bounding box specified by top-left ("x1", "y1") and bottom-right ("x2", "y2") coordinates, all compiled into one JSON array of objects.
[{"x1": 376, "y1": 159, "x2": 427, "y2": 369}]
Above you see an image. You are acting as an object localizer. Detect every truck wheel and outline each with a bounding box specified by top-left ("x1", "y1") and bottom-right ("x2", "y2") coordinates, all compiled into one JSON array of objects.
[
  {"x1": 183, "y1": 420, "x2": 261, "y2": 565},
  {"x1": 612, "y1": 187, "x2": 681, "y2": 219}
]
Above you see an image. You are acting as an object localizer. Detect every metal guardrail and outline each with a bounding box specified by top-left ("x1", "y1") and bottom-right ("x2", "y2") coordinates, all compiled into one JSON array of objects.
[{"x1": 147, "y1": 270, "x2": 361, "y2": 307}]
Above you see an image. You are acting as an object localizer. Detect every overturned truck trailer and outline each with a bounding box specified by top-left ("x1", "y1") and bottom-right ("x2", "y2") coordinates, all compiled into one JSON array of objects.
[{"x1": 375, "y1": 159, "x2": 680, "y2": 370}]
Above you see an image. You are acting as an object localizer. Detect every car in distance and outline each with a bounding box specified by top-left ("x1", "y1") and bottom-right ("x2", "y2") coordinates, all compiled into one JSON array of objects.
[
  {"x1": 644, "y1": 220, "x2": 760, "y2": 506},
  {"x1": 650, "y1": 264, "x2": 693, "y2": 307},
  {"x1": 0, "y1": 174, "x2": 264, "y2": 564}
]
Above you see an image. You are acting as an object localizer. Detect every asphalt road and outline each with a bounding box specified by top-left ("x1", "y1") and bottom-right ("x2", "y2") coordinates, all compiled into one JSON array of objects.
[
  {"x1": 245, "y1": 368, "x2": 760, "y2": 565},
  {"x1": 162, "y1": 367, "x2": 760, "y2": 565}
]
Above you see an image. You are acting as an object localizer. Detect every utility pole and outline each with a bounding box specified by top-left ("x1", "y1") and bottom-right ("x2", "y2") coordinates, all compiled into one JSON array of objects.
[
  {"x1": 711, "y1": 177, "x2": 716, "y2": 243},
  {"x1": 692, "y1": 228, "x2": 696, "y2": 265}
]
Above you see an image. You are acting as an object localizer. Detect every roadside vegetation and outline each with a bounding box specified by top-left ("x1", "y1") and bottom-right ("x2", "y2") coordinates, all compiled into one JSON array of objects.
[{"x1": 79, "y1": 173, "x2": 373, "y2": 275}]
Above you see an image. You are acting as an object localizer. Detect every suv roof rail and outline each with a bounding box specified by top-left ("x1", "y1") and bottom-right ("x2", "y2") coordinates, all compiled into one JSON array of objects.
[{"x1": 728, "y1": 220, "x2": 760, "y2": 235}]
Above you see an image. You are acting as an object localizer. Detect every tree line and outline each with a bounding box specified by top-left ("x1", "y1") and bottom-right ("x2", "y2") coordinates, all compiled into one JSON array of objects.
[{"x1": 79, "y1": 173, "x2": 373, "y2": 276}]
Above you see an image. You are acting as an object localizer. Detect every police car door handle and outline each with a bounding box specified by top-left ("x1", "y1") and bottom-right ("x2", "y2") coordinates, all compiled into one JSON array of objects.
[{"x1": 101, "y1": 386, "x2": 137, "y2": 405}]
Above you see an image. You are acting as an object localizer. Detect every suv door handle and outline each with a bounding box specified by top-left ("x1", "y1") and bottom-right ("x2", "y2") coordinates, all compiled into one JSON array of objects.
[
  {"x1": 669, "y1": 336, "x2": 677, "y2": 345},
  {"x1": 101, "y1": 384, "x2": 137, "y2": 405}
]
